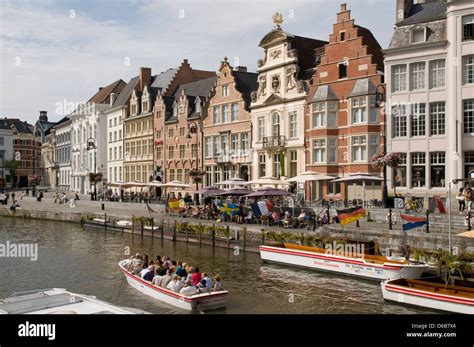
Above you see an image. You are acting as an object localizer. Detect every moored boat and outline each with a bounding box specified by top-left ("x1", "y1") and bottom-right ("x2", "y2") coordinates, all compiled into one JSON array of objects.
[
  {"x1": 119, "y1": 259, "x2": 228, "y2": 311},
  {"x1": 259, "y1": 243, "x2": 428, "y2": 281},
  {"x1": 381, "y1": 278, "x2": 474, "y2": 314}
]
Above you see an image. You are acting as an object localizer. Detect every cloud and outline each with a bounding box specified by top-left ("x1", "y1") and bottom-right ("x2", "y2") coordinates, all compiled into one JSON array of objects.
[{"x1": 0, "y1": 0, "x2": 394, "y2": 124}]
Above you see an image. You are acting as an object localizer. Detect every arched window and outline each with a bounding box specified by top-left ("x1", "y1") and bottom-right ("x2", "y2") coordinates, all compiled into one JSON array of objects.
[{"x1": 272, "y1": 113, "x2": 280, "y2": 137}]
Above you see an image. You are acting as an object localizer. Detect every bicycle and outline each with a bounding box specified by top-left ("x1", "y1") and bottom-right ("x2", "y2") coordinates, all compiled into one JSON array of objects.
[{"x1": 403, "y1": 193, "x2": 423, "y2": 213}]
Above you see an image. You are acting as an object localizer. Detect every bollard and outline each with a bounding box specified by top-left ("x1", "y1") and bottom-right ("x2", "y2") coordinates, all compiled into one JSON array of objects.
[
  {"x1": 141, "y1": 220, "x2": 144, "y2": 237},
  {"x1": 104, "y1": 213, "x2": 107, "y2": 231},
  {"x1": 199, "y1": 223, "x2": 202, "y2": 245},
  {"x1": 468, "y1": 211, "x2": 472, "y2": 232},
  {"x1": 261, "y1": 229, "x2": 265, "y2": 245},
  {"x1": 426, "y1": 210, "x2": 430, "y2": 233},
  {"x1": 388, "y1": 208, "x2": 393, "y2": 230},
  {"x1": 212, "y1": 224, "x2": 216, "y2": 248},
  {"x1": 160, "y1": 219, "x2": 164, "y2": 240},
  {"x1": 102, "y1": 203, "x2": 105, "y2": 211},
  {"x1": 132, "y1": 215, "x2": 135, "y2": 235},
  {"x1": 173, "y1": 220, "x2": 177, "y2": 241},
  {"x1": 151, "y1": 218, "x2": 154, "y2": 237},
  {"x1": 227, "y1": 225, "x2": 230, "y2": 249},
  {"x1": 356, "y1": 219, "x2": 360, "y2": 228}
]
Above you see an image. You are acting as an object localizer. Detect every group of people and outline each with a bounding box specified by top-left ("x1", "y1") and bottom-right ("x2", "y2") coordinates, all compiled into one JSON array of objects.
[
  {"x1": 457, "y1": 187, "x2": 472, "y2": 214},
  {"x1": 126, "y1": 253, "x2": 223, "y2": 296}
]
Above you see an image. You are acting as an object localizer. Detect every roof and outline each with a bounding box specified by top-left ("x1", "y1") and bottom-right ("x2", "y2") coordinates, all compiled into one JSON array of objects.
[
  {"x1": 173, "y1": 76, "x2": 218, "y2": 100},
  {"x1": 233, "y1": 71, "x2": 259, "y2": 107},
  {"x1": 388, "y1": 19, "x2": 447, "y2": 50},
  {"x1": 397, "y1": 0, "x2": 447, "y2": 26},
  {"x1": 150, "y1": 68, "x2": 178, "y2": 90},
  {"x1": 348, "y1": 78, "x2": 377, "y2": 98},
  {"x1": 52, "y1": 116, "x2": 71, "y2": 129},
  {"x1": 88, "y1": 79, "x2": 126, "y2": 104},
  {"x1": 312, "y1": 85, "x2": 338, "y2": 102},
  {"x1": 112, "y1": 76, "x2": 140, "y2": 108},
  {"x1": 3, "y1": 119, "x2": 33, "y2": 134}
]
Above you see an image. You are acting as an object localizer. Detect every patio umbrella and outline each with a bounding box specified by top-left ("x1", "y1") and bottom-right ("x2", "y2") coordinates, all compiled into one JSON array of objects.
[
  {"x1": 287, "y1": 171, "x2": 335, "y2": 183},
  {"x1": 215, "y1": 188, "x2": 253, "y2": 196},
  {"x1": 146, "y1": 180, "x2": 164, "y2": 187},
  {"x1": 161, "y1": 180, "x2": 192, "y2": 189},
  {"x1": 247, "y1": 176, "x2": 290, "y2": 188},
  {"x1": 215, "y1": 177, "x2": 248, "y2": 186},
  {"x1": 331, "y1": 173, "x2": 383, "y2": 203},
  {"x1": 243, "y1": 188, "x2": 292, "y2": 198},
  {"x1": 192, "y1": 186, "x2": 224, "y2": 195}
]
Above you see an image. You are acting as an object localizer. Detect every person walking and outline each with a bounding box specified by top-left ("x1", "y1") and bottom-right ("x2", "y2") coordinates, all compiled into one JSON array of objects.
[
  {"x1": 464, "y1": 187, "x2": 472, "y2": 214},
  {"x1": 457, "y1": 188, "x2": 466, "y2": 214}
]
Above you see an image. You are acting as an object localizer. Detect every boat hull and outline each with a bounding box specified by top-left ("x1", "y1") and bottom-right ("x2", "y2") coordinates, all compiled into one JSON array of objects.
[
  {"x1": 119, "y1": 260, "x2": 228, "y2": 311},
  {"x1": 259, "y1": 245, "x2": 427, "y2": 281},
  {"x1": 381, "y1": 280, "x2": 474, "y2": 314}
]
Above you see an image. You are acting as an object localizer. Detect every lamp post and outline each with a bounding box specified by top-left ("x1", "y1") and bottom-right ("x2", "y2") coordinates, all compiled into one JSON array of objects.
[
  {"x1": 87, "y1": 137, "x2": 97, "y2": 201},
  {"x1": 375, "y1": 84, "x2": 389, "y2": 208},
  {"x1": 186, "y1": 121, "x2": 200, "y2": 205}
]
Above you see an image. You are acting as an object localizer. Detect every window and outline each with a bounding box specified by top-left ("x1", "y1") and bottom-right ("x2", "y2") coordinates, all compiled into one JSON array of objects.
[
  {"x1": 312, "y1": 103, "x2": 326, "y2": 128},
  {"x1": 411, "y1": 27, "x2": 426, "y2": 44},
  {"x1": 204, "y1": 137, "x2": 211, "y2": 158},
  {"x1": 258, "y1": 154, "x2": 266, "y2": 177},
  {"x1": 191, "y1": 144, "x2": 198, "y2": 158},
  {"x1": 340, "y1": 31, "x2": 346, "y2": 41},
  {"x1": 231, "y1": 134, "x2": 238, "y2": 156},
  {"x1": 241, "y1": 133, "x2": 249, "y2": 156},
  {"x1": 328, "y1": 102, "x2": 338, "y2": 127},
  {"x1": 328, "y1": 182, "x2": 341, "y2": 195},
  {"x1": 114, "y1": 147, "x2": 117, "y2": 160},
  {"x1": 411, "y1": 153, "x2": 426, "y2": 188},
  {"x1": 205, "y1": 166, "x2": 212, "y2": 186},
  {"x1": 339, "y1": 63, "x2": 347, "y2": 79},
  {"x1": 463, "y1": 15, "x2": 474, "y2": 41},
  {"x1": 169, "y1": 169, "x2": 175, "y2": 182},
  {"x1": 231, "y1": 103, "x2": 238, "y2": 121},
  {"x1": 392, "y1": 103, "x2": 407, "y2": 137},
  {"x1": 430, "y1": 152, "x2": 445, "y2": 187},
  {"x1": 179, "y1": 145, "x2": 185, "y2": 158},
  {"x1": 258, "y1": 117, "x2": 265, "y2": 142},
  {"x1": 213, "y1": 107, "x2": 221, "y2": 124},
  {"x1": 313, "y1": 139, "x2": 326, "y2": 163},
  {"x1": 351, "y1": 97, "x2": 367, "y2": 124},
  {"x1": 213, "y1": 167, "x2": 221, "y2": 185},
  {"x1": 411, "y1": 103, "x2": 426, "y2": 137},
  {"x1": 156, "y1": 130, "x2": 162, "y2": 139},
  {"x1": 410, "y1": 62, "x2": 425, "y2": 90},
  {"x1": 369, "y1": 96, "x2": 378, "y2": 123},
  {"x1": 273, "y1": 153, "x2": 281, "y2": 178},
  {"x1": 464, "y1": 55, "x2": 474, "y2": 85},
  {"x1": 289, "y1": 112, "x2": 297, "y2": 138},
  {"x1": 168, "y1": 146, "x2": 174, "y2": 159},
  {"x1": 220, "y1": 135, "x2": 228, "y2": 155},
  {"x1": 464, "y1": 99, "x2": 474, "y2": 134},
  {"x1": 465, "y1": 152, "x2": 474, "y2": 179},
  {"x1": 429, "y1": 60, "x2": 445, "y2": 89},
  {"x1": 222, "y1": 105, "x2": 229, "y2": 123},
  {"x1": 369, "y1": 135, "x2": 379, "y2": 158},
  {"x1": 156, "y1": 146, "x2": 162, "y2": 160},
  {"x1": 429, "y1": 102, "x2": 445, "y2": 136},
  {"x1": 328, "y1": 138, "x2": 337, "y2": 163},
  {"x1": 109, "y1": 148, "x2": 112, "y2": 160},
  {"x1": 289, "y1": 151, "x2": 297, "y2": 178},
  {"x1": 168, "y1": 128, "x2": 174, "y2": 138},
  {"x1": 272, "y1": 113, "x2": 280, "y2": 137},
  {"x1": 179, "y1": 127, "x2": 185, "y2": 136},
  {"x1": 213, "y1": 136, "x2": 219, "y2": 157},
  {"x1": 352, "y1": 136, "x2": 367, "y2": 162},
  {"x1": 222, "y1": 85, "x2": 229, "y2": 97},
  {"x1": 393, "y1": 153, "x2": 407, "y2": 188},
  {"x1": 392, "y1": 65, "x2": 407, "y2": 92}
]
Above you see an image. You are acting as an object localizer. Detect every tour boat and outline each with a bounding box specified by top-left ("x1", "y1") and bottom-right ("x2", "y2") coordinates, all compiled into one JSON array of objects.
[
  {"x1": 119, "y1": 260, "x2": 228, "y2": 311},
  {"x1": 381, "y1": 278, "x2": 474, "y2": 314},
  {"x1": 0, "y1": 288, "x2": 149, "y2": 314},
  {"x1": 116, "y1": 220, "x2": 133, "y2": 227},
  {"x1": 259, "y1": 243, "x2": 428, "y2": 281}
]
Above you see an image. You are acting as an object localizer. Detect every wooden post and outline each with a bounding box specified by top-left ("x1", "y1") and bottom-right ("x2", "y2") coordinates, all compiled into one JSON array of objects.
[
  {"x1": 388, "y1": 208, "x2": 393, "y2": 230},
  {"x1": 243, "y1": 226, "x2": 247, "y2": 252},
  {"x1": 212, "y1": 224, "x2": 216, "y2": 248},
  {"x1": 104, "y1": 213, "x2": 107, "y2": 231},
  {"x1": 227, "y1": 225, "x2": 230, "y2": 249},
  {"x1": 161, "y1": 218, "x2": 164, "y2": 239},
  {"x1": 185, "y1": 224, "x2": 189, "y2": 243},
  {"x1": 356, "y1": 219, "x2": 360, "y2": 228},
  {"x1": 261, "y1": 228, "x2": 265, "y2": 245},
  {"x1": 131, "y1": 215, "x2": 135, "y2": 235},
  {"x1": 151, "y1": 218, "x2": 154, "y2": 237},
  {"x1": 173, "y1": 220, "x2": 177, "y2": 241},
  {"x1": 141, "y1": 219, "x2": 144, "y2": 237},
  {"x1": 426, "y1": 210, "x2": 430, "y2": 233},
  {"x1": 199, "y1": 223, "x2": 202, "y2": 245}
]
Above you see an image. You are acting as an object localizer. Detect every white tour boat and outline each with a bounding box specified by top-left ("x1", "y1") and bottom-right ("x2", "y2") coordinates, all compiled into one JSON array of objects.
[
  {"x1": 259, "y1": 243, "x2": 428, "y2": 281},
  {"x1": 119, "y1": 259, "x2": 228, "y2": 311},
  {"x1": 381, "y1": 278, "x2": 474, "y2": 314},
  {"x1": 0, "y1": 288, "x2": 149, "y2": 314}
]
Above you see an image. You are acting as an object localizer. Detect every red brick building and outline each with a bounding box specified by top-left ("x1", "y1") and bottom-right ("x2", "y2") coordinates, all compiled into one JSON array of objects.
[{"x1": 305, "y1": 3, "x2": 384, "y2": 202}]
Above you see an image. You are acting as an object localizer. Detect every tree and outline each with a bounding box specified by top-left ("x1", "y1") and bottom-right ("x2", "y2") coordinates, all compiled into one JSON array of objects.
[{"x1": 4, "y1": 160, "x2": 19, "y2": 188}]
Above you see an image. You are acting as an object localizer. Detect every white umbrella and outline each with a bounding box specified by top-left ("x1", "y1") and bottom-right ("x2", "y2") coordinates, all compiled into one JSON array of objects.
[
  {"x1": 161, "y1": 181, "x2": 192, "y2": 188},
  {"x1": 331, "y1": 173, "x2": 383, "y2": 204},
  {"x1": 287, "y1": 171, "x2": 335, "y2": 183},
  {"x1": 247, "y1": 176, "x2": 290, "y2": 188},
  {"x1": 215, "y1": 177, "x2": 248, "y2": 186},
  {"x1": 146, "y1": 180, "x2": 164, "y2": 187}
]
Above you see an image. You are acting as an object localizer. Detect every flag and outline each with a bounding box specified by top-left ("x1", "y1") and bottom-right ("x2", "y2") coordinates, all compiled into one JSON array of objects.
[
  {"x1": 167, "y1": 199, "x2": 181, "y2": 210},
  {"x1": 336, "y1": 207, "x2": 367, "y2": 226},
  {"x1": 146, "y1": 203, "x2": 156, "y2": 214},
  {"x1": 400, "y1": 213, "x2": 427, "y2": 232},
  {"x1": 219, "y1": 203, "x2": 240, "y2": 215},
  {"x1": 434, "y1": 196, "x2": 446, "y2": 214}
]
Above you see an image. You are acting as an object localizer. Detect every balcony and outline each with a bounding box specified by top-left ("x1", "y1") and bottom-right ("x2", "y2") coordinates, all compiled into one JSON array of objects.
[
  {"x1": 262, "y1": 135, "x2": 286, "y2": 149},
  {"x1": 215, "y1": 153, "x2": 231, "y2": 164}
]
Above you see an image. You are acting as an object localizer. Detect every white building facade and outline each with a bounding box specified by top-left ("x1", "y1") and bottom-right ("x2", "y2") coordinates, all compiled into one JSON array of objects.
[
  {"x1": 0, "y1": 119, "x2": 14, "y2": 185},
  {"x1": 105, "y1": 94, "x2": 125, "y2": 193},
  {"x1": 53, "y1": 117, "x2": 72, "y2": 191}
]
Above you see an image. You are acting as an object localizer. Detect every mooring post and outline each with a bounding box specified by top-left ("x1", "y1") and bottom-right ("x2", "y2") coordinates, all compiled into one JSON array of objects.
[
  {"x1": 141, "y1": 219, "x2": 144, "y2": 237},
  {"x1": 468, "y1": 211, "x2": 472, "y2": 231},
  {"x1": 388, "y1": 208, "x2": 393, "y2": 230},
  {"x1": 261, "y1": 228, "x2": 265, "y2": 245},
  {"x1": 132, "y1": 215, "x2": 135, "y2": 235},
  {"x1": 227, "y1": 225, "x2": 230, "y2": 249},
  {"x1": 104, "y1": 213, "x2": 107, "y2": 231},
  {"x1": 173, "y1": 220, "x2": 177, "y2": 241},
  {"x1": 212, "y1": 224, "x2": 216, "y2": 248},
  {"x1": 199, "y1": 223, "x2": 202, "y2": 245},
  {"x1": 185, "y1": 224, "x2": 189, "y2": 243},
  {"x1": 151, "y1": 218, "x2": 154, "y2": 237},
  {"x1": 161, "y1": 218, "x2": 164, "y2": 239},
  {"x1": 426, "y1": 210, "x2": 430, "y2": 233}
]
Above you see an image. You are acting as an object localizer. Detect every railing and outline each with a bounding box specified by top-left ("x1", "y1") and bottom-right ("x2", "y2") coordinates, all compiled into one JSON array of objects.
[{"x1": 262, "y1": 135, "x2": 286, "y2": 149}]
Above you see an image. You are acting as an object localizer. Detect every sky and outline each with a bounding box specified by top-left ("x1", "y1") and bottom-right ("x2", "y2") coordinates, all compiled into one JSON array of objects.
[{"x1": 0, "y1": 0, "x2": 396, "y2": 124}]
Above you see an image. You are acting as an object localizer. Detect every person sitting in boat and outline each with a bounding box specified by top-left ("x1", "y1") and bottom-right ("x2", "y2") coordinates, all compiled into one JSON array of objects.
[
  {"x1": 196, "y1": 279, "x2": 209, "y2": 293},
  {"x1": 201, "y1": 272, "x2": 213, "y2": 291},
  {"x1": 175, "y1": 261, "x2": 185, "y2": 277},
  {"x1": 170, "y1": 260, "x2": 177, "y2": 273},
  {"x1": 192, "y1": 267, "x2": 202, "y2": 286},
  {"x1": 139, "y1": 261, "x2": 154, "y2": 279},
  {"x1": 143, "y1": 254, "x2": 149, "y2": 268},
  {"x1": 130, "y1": 254, "x2": 144, "y2": 275},
  {"x1": 173, "y1": 276, "x2": 185, "y2": 293},
  {"x1": 212, "y1": 275, "x2": 223, "y2": 292},
  {"x1": 166, "y1": 275, "x2": 179, "y2": 290},
  {"x1": 179, "y1": 279, "x2": 197, "y2": 296},
  {"x1": 160, "y1": 268, "x2": 173, "y2": 289},
  {"x1": 152, "y1": 268, "x2": 163, "y2": 286}
]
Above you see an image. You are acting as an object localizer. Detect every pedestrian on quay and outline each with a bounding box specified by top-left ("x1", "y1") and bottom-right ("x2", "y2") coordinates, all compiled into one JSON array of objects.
[
  {"x1": 26, "y1": 188, "x2": 29, "y2": 196},
  {"x1": 464, "y1": 187, "x2": 472, "y2": 213},
  {"x1": 457, "y1": 188, "x2": 466, "y2": 214}
]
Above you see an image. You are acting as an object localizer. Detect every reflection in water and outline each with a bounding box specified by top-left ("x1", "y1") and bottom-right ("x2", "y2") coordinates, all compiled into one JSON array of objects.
[{"x1": 0, "y1": 217, "x2": 434, "y2": 314}]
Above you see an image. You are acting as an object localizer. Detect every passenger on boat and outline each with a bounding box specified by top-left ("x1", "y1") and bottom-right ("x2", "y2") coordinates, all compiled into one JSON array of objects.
[
  {"x1": 166, "y1": 275, "x2": 179, "y2": 290},
  {"x1": 130, "y1": 254, "x2": 144, "y2": 275},
  {"x1": 201, "y1": 272, "x2": 213, "y2": 290},
  {"x1": 152, "y1": 268, "x2": 163, "y2": 286},
  {"x1": 170, "y1": 260, "x2": 177, "y2": 273},
  {"x1": 160, "y1": 269, "x2": 173, "y2": 288},
  {"x1": 143, "y1": 254, "x2": 149, "y2": 268},
  {"x1": 173, "y1": 276, "x2": 186, "y2": 293},
  {"x1": 212, "y1": 275, "x2": 223, "y2": 291},
  {"x1": 192, "y1": 267, "x2": 202, "y2": 286},
  {"x1": 179, "y1": 279, "x2": 197, "y2": 296},
  {"x1": 196, "y1": 279, "x2": 209, "y2": 293},
  {"x1": 175, "y1": 261, "x2": 185, "y2": 277}
]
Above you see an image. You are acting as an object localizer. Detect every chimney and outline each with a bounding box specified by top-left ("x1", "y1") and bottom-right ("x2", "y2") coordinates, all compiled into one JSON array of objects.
[
  {"x1": 234, "y1": 66, "x2": 247, "y2": 72},
  {"x1": 110, "y1": 92, "x2": 116, "y2": 107},
  {"x1": 39, "y1": 111, "x2": 48, "y2": 122},
  {"x1": 396, "y1": 0, "x2": 413, "y2": 24},
  {"x1": 139, "y1": 67, "x2": 152, "y2": 91}
]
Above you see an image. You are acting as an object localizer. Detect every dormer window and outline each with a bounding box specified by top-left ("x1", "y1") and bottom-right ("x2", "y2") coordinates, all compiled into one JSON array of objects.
[
  {"x1": 222, "y1": 85, "x2": 229, "y2": 97},
  {"x1": 411, "y1": 26, "x2": 426, "y2": 44},
  {"x1": 339, "y1": 31, "x2": 346, "y2": 42}
]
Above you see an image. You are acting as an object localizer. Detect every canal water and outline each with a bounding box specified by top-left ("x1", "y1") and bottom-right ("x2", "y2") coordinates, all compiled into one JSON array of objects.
[{"x1": 0, "y1": 217, "x2": 434, "y2": 314}]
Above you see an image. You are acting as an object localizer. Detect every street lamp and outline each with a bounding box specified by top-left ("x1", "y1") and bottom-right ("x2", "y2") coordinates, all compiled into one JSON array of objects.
[
  {"x1": 375, "y1": 83, "x2": 389, "y2": 208},
  {"x1": 186, "y1": 121, "x2": 200, "y2": 205},
  {"x1": 87, "y1": 137, "x2": 97, "y2": 201}
]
